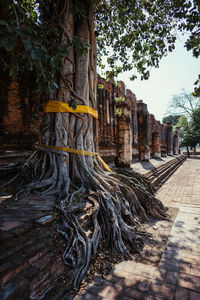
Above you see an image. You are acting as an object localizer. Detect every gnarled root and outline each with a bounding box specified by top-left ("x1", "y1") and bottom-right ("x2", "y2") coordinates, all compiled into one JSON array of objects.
[
  {"x1": 52, "y1": 158, "x2": 168, "y2": 289},
  {"x1": 2, "y1": 151, "x2": 168, "y2": 290}
]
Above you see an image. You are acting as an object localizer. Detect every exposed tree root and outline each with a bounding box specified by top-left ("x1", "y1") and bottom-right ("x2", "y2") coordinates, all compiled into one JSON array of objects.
[
  {"x1": 1, "y1": 148, "x2": 168, "y2": 290},
  {"x1": 55, "y1": 161, "x2": 168, "y2": 289}
]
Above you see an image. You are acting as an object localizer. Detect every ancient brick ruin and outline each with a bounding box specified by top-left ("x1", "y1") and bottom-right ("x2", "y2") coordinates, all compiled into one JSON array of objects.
[
  {"x1": 97, "y1": 76, "x2": 180, "y2": 166},
  {"x1": 0, "y1": 72, "x2": 40, "y2": 151},
  {"x1": 0, "y1": 74, "x2": 180, "y2": 165}
]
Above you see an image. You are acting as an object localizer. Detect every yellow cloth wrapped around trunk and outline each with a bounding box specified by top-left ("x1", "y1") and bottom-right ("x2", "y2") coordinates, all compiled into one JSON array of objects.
[
  {"x1": 43, "y1": 100, "x2": 98, "y2": 119},
  {"x1": 35, "y1": 142, "x2": 112, "y2": 172}
]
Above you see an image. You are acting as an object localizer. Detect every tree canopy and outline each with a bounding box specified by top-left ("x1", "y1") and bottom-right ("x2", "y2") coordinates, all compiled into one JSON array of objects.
[
  {"x1": 1, "y1": 0, "x2": 200, "y2": 98},
  {"x1": 162, "y1": 115, "x2": 181, "y2": 125}
]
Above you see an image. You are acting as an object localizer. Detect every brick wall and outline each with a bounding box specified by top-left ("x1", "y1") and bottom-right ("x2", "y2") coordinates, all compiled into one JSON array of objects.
[
  {"x1": 0, "y1": 73, "x2": 178, "y2": 163},
  {"x1": 0, "y1": 72, "x2": 41, "y2": 150}
]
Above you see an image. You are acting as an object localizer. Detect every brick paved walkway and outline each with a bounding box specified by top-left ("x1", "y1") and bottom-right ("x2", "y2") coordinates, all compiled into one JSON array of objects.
[{"x1": 76, "y1": 158, "x2": 200, "y2": 300}]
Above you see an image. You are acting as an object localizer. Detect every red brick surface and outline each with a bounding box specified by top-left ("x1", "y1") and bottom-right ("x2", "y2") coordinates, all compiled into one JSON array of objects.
[{"x1": 78, "y1": 159, "x2": 200, "y2": 300}]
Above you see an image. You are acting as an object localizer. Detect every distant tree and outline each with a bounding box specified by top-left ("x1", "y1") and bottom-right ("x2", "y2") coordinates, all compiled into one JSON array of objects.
[
  {"x1": 162, "y1": 115, "x2": 181, "y2": 125},
  {"x1": 167, "y1": 89, "x2": 200, "y2": 117},
  {"x1": 191, "y1": 105, "x2": 200, "y2": 135},
  {"x1": 176, "y1": 115, "x2": 189, "y2": 137},
  {"x1": 177, "y1": 112, "x2": 200, "y2": 157},
  {"x1": 181, "y1": 132, "x2": 199, "y2": 157}
]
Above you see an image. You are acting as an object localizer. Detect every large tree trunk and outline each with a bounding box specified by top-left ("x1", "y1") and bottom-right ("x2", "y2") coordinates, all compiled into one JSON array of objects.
[{"x1": 8, "y1": 1, "x2": 168, "y2": 289}]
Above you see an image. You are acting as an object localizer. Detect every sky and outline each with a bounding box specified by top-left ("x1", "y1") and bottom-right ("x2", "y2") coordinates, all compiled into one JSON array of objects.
[{"x1": 116, "y1": 35, "x2": 200, "y2": 122}]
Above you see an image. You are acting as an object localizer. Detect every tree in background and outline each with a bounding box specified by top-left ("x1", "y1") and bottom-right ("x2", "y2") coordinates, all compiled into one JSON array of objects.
[
  {"x1": 166, "y1": 90, "x2": 200, "y2": 154},
  {"x1": 191, "y1": 105, "x2": 200, "y2": 137},
  {"x1": 1, "y1": 0, "x2": 200, "y2": 289},
  {"x1": 166, "y1": 89, "x2": 200, "y2": 117},
  {"x1": 176, "y1": 115, "x2": 191, "y2": 156},
  {"x1": 162, "y1": 115, "x2": 181, "y2": 125},
  {"x1": 176, "y1": 109, "x2": 200, "y2": 157}
]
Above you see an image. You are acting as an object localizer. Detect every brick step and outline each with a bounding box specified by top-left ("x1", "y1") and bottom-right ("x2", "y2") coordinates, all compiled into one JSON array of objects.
[
  {"x1": 154, "y1": 157, "x2": 186, "y2": 188},
  {"x1": 147, "y1": 158, "x2": 180, "y2": 182},
  {"x1": 146, "y1": 155, "x2": 186, "y2": 176},
  {"x1": 0, "y1": 221, "x2": 55, "y2": 281},
  {"x1": 0, "y1": 215, "x2": 68, "y2": 300},
  {"x1": 146, "y1": 157, "x2": 186, "y2": 187},
  {"x1": 145, "y1": 156, "x2": 183, "y2": 180},
  {"x1": 144, "y1": 155, "x2": 186, "y2": 189},
  {"x1": 0, "y1": 195, "x2": 97, "y2": 299}
]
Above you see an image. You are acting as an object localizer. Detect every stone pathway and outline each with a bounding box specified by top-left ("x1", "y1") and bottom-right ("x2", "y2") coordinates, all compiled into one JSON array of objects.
[{"x1": 76, "y1": 158, "x2": 200, "y2": 300}]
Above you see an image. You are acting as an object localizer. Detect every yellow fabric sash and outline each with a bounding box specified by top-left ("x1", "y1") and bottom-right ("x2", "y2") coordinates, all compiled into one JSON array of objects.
[
  {"x1": 35, "y1": 142, "x2": 112, "y2": 172},
  {"x1": 43, "y1": 100, "x2": 98, "y2": 119}
]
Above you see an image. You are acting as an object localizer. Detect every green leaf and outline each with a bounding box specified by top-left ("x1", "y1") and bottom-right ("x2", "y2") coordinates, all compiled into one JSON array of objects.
[
  {"x1": 68, "y1": 98, "x2": 77, "y2": 110},
  {"x1": 0, "y1": 20, "x2": 9, "y2": 28},
  {"x1": 31, "y1": 49, "x2": 42, "y2": 60},
  {"x1": 0, "y1": 36, "x2": 8, "y2": 48},
  {"x1": 1, "y1": 36, "x2": 16, "y2": 51},
  {"x1": 24, "y1": 39, "x2": 32, "y2": 51}
]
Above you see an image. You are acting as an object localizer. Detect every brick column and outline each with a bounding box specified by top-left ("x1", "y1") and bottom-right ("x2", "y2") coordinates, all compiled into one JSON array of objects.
[
  {"x1": 115, "y1": 103, "x2": 132, "y2": 168},
  {"x1": 152, "y1": 131, "x2": 161, "y2": 158},
  {"x1": 160, "y1": 124, "x2": 167, "y2": 157},
  {"x1": 173, "y1": 127, "x2": 180, "y2": 155},
  {"x1": 126, "y1": 89, "x2": 138, "y2": 158},
  {"x1": 137, "y1": 100, "x2": 150, "y2": 161},
  {"x1": 2, "y1": 79, "x2": 24, "y2": 133},
  {"x1": 166, "y1": 124, "x2": 173, "y2": 156},
  {"x1": 176, "y1": 127, "x2": 180, "y2": 153}
]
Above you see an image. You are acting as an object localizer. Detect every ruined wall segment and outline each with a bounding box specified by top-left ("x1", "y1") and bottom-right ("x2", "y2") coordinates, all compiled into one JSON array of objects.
[
  {"x1": 149, "y1": 114, "x2": 161, "y2": 158},
  {"x1": 126, "y1": 89, "x2": 138, "y2": 158},
  {"x1": 160, "y1": 124, "x2": 167, "y2": 157},
  {"x1": 97, "y1": 76, "x2": 117, "y2": 162},
  {"x1": 0, "y1": 73, "x2": 40, "y2": 150},
  {"x1": 137, "y1": 100, "x2": 150, "y2": 161},
  {"x1": 166, "y1": 123, "x2": 173, "y2": 156},
  {"x1": 97, "y1": 76, "x2": 139, "y2": 164},
  {"x1": 115, "y1": 102, "x2": 132, "y2": 167},
  {"x1": 173, "y1": 127, "x2": 180, "y2": 155},
  {"x1": 0, "y1": 72, "x2": 179, "y2": 165}
]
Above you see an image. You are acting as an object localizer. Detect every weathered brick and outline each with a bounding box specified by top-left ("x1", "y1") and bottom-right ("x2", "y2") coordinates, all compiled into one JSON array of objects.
[
  {"x1": 165, "y1": 271, "x2": 178, "y2": 286},
  {"x1": 150, "y1": 280, "x2": 175, "y2": 300},
  {"x1": 191, "y1": 265, "x2": 200, "y2": 277},
  {"x1": 179, "y1": 262, "x2": 191, "y2": 275},
  {"x1": 0, "y1": 221, "x2": 22, "y2": 231},
  {"x1": 1, "y1": 262, "x2": 27, "y2": 285},
  {"x1": 0, "y1": 275, "x2": 29, "y2": 300},
  {"x1": 113, "y1": 260, "x2": 136, "y2": 274},
  {"x1": 174, "y1": 287, "x2": 189, "y2": 300},
  {"x1": 31, "y1": 254, "x2": 52, "y2": 271},
  {"x1": 153, "y1": 268, "x2": 167, "y2": 281},
  {"x1": 133, "y1": 263, "x2": 155, "y2": 278},
  {"x1": 189, "y1": 290, "x2": 200, "y2": 300}
]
